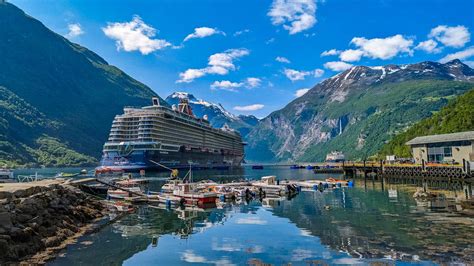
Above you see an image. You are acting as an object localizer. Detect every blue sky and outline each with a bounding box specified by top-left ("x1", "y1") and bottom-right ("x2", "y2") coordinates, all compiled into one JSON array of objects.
[{"x1": 10, "y1": 0, "x2": 474, "y2": 117}]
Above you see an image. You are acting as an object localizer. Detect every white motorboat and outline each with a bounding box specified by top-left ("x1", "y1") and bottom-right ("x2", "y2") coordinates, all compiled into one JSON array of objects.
[
  {"x1": 107, "y1": 180, "x2": 143, "y2": 200},
  {"x1": 172, "y1": 183, "x2": 218, "y2": 205},
  {"x1": 0, "y1": 169, "x2": 15, "y2": 183},
  {"x1": 252, "y1": 176, "x2": 292, "y2": 196}
]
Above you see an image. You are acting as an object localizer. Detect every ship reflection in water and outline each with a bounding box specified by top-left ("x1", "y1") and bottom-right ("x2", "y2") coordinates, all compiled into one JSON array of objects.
[{"x1": 50, "y1": 167, "x2": 474, "y2": 265}]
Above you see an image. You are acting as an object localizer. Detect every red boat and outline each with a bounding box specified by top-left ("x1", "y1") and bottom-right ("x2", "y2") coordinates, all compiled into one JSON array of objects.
[{"x1": 172, "y1": 183, "x2": 218, "y2": 204}]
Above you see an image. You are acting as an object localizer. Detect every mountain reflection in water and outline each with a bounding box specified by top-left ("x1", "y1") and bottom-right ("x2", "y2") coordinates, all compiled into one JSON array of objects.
[{"x1": 50, "y1": 167, "x2": 474, "y2": 265}]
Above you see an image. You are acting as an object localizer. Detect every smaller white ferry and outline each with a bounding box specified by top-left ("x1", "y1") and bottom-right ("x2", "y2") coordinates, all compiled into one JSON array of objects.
[{"x1": 325, "y1": 151, "x2": 345, "y2": 163}]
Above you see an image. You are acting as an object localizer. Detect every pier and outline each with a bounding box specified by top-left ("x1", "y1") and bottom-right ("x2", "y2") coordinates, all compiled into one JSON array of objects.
[{"x1": 342, "y1": 160, "x2": 473, "y2": 181}]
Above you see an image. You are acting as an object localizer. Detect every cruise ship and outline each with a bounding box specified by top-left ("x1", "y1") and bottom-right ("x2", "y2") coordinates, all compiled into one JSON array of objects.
[{"x1": 98, "y1": 97, "x2": 245, "y2": 172}]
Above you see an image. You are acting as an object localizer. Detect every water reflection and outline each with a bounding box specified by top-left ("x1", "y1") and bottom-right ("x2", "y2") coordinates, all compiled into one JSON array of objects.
[{"x1": 50, "y1": 166, "x2": 474, "y2": 265}]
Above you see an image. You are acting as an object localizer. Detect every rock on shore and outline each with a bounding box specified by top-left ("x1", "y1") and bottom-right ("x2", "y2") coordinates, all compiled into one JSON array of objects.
[{"x1": 0, "y1": 184, "x2": 106, "y2": 263}]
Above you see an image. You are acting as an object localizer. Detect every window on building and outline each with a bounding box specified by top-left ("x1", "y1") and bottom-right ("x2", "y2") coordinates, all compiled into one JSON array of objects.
[{"x1": 427, "y1": 146, "x2": 453, "y2": 162}]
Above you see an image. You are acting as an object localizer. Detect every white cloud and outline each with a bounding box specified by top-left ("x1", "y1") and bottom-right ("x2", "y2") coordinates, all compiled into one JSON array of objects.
[
  {"x1": 266, "y1": 38, "x2": 275, "y2": 44},
  {"x1": 184, "y1": 27, "x2": 225, "y2": 42},
  {"x1": 295, "y1": 88, "x2": 310, "y2": 97},
  {"x1": 283, "y1": 68, "x2": 324, "y2": 81},
  {"x1": 102, "y1": 16, "x2": 171, "y2": 55},
  {"x1": 235, "y1": 216, "x2": 267, "y2": 224},
  {"x1": 323, "y1": 61, "x2": 353, "y2": 71},
  {"x1": 177, "y1": 48, "x2": 249, "y2": 83},
  {"x1": 275, "y1": 56, "x2": 291, "y2": 63},
  {"x1": 66, "y1": 23, "x2": 84, "y2": 38},
  {"x1": 233, "y1": 104, "x2": 264, "y2": 112},
  {"x1": 313, "y1": 69, "x2": 324, "y2": 77},
  {"x1": 246, "y1": 77, "x2": 262, "y2": 88},
  {"x1": 268, "y1": 0, "x2": 317, "y2": 34},
  {"x1": 429, "y1": 25, "x2": 470, "y2": 48},
  {"x1": 180, "y1": 250, "x2": 235, "y2": 266},
  {"x1": 350, "y1": 34, "x2": 414, "y2": 60},
  {"x1": 210, "y1": 80, "x2": 243, "y2": 92},
  {"x1": 439, "y1": 46, "x2": 474, "y2": 63},
  {"x1": 415, "y1": 39, "x2": 441, "y2": 53},
  {"x1": 210, "y1": 77, "x2": 261, "y2": 91},
  {"x1": 233, "y1": 29, "x2": 250, "y2": 37},
  {"x1": 181, "y1": 250, "x2": 207, "y2": 263},
  {"x1": 339, "y1": 49, "x2": 364, "y2": 62},
  {"x1": 321, "y1": 49, "x2": 340, "y2": 57}
]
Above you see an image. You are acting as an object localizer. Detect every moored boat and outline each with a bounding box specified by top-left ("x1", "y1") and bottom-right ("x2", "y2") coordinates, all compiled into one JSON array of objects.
[
  {"x1": 172, "y1": 183, "x2": 218, "y2": 205},
  {"x1": 0, "y1": 169, "x2": 15, "y2": 183},
  {"x1": 107, "y1": 180, "x2": 143, "y2": 200}
]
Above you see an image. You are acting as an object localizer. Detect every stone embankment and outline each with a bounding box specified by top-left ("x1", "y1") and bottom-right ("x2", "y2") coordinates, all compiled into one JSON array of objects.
[{"x1": 0, "y1": 183, "x2": 107, "y2": 264}]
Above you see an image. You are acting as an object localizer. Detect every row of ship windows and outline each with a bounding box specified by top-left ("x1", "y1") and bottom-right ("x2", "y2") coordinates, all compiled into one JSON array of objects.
[
  {"x1": 108, "y1": 137, "x2": 240, "y2": 152},
  {"x1": 110, "y1": 123, "x2": 238, "y2": 143}
]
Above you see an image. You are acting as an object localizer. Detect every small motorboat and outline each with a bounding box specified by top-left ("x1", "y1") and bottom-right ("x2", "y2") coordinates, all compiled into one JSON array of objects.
[
  {"x1": 0, "y1": 169, "x2": 15, "y2": 183},
  {"x1": 252, "y1": 165, "x2": 264, "y2": 170},
  {"x1": 107, "y1": 180, "x2": 143, "y2": 200},
  {"x1": 325, "y1": 178, "x2": 349, "y2": 186},
  {"x1": 252, "y1": 176, "x2": 298, "y2": 196},
  {"x1": 211, "y1": 185, "x2": 236, "y2": 200},
  {"x1": 290, "y1": 165, "x2": 303, "y2": 169},
  {"x1": 173, "y1": 183, "x2": 218, "y2": 205},
  {"x1": 161, "y1": 179, "x2": 183, "y2": 193},
  {"x1": 54, "y1": 172, "x2": 80, "y2": 178}
]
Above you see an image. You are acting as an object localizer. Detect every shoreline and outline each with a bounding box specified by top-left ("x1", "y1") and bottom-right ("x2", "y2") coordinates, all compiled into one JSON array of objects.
[{"x1": 0, "y1": 180, "x2": 109, "y2": 264}]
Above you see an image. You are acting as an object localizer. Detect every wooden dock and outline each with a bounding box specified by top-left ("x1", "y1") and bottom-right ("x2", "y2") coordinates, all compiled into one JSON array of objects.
[{"x1": 341, "y1": 160, "x2": 473, "y2": 182}]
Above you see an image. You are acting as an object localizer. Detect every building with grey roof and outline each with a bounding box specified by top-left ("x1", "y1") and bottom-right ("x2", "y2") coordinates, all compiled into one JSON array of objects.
[{"x1": 406, "y1": 131, "x2": 474, "y2": 164}]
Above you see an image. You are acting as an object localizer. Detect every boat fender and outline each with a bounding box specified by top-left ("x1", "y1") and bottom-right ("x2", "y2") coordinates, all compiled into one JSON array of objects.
[
  {"x1": 348, "y1": 181, "x2": 354, "y2": 187},
  {"x1": 179, "y1": 198, "x2": 186, "y2": 206},
  {"x1": 166, "y1": 199, "x2": 171, "y2": 208},
  {"x1": 324, "y1": 183, "x2": 329, "y2": 189},
  {"x1": 313, "y1": 184, "x2": 318, "y2": 191},
  {"x1": 277, "y1": 179, "x2": 280, "y2": 185},
  {"x1": 219, "y1": 195, "x2": 225, "y2": 201},
  {"x1": 337, "y1": 183, "x2": 341, "y2": 187}
]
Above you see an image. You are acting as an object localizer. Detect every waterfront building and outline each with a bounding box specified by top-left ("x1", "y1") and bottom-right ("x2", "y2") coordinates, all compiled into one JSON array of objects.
[{"x1": 406, "y1": 131, "x2": 474, "y2": 164}]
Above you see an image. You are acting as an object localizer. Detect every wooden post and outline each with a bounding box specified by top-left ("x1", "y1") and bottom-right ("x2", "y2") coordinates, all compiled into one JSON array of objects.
[
  {"x1": 462, "y1": 159, "x2": 467, "y2": 173},
  {"x1": 363, "y1": 160, "x2": 367, "y2": 179},
  {"x1": 422, "y1": 159, "x2": 426, "y2": 171},
  {"x1": 467, "y1": 161, "x2": 471, "y2": 176}
]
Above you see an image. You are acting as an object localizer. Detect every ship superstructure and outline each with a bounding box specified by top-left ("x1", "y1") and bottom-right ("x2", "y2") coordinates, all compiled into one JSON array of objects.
[
  {"x1": 99, "y1": 97, "x2": 245, "y2": 171},
  {"x1": 325, "y1": 151, "x2": 345, "y2": 163}
]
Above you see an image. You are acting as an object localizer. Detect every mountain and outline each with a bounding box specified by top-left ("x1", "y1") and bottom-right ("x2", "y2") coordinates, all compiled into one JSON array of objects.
[
  {"x1": 246, "y1": 60, "x2": 474, "y2": 162},
  {"x1": 165, "y1": 92, "x2": 259, "y2": 137},
  {"x1": 0, "y1": 2, "x2": 167, "y2": 167},
  {"x1": 379, "y1": 88, "x2": 474, "y2": 158}
]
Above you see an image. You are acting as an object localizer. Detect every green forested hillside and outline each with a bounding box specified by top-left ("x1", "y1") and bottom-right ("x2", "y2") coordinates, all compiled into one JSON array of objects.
[
  {"x1": 379, "y1": 88, "x2": 474, "y2": 157},
  {"x1": 246, "y1": 58, "x2": 474, "y2": 163},
  {"x1": 0, "y1": 3, "x2": 166, "y2": 167}
]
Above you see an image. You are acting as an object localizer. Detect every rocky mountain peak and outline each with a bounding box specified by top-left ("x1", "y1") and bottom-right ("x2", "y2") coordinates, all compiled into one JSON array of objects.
[
  {"x1": 246, "y1": 59, "x2": 474, "y2": 163},
  {"x1": 165, "y1": 92, "x2": 258, "y2": 137}
]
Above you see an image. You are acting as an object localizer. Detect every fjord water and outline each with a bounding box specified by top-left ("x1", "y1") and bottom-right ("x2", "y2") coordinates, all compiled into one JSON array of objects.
[{"x1": 49, "y1": 166, "x2": 473, "y2": 265}]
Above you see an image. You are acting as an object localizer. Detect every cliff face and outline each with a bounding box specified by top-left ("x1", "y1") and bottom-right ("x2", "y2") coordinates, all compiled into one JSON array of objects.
[
  {"x1": 246, "y1": 60, "x2": 474, "y2": 162},
  {"x1": 0, "y1": 3, "x2": 166, "y2": 166}
]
